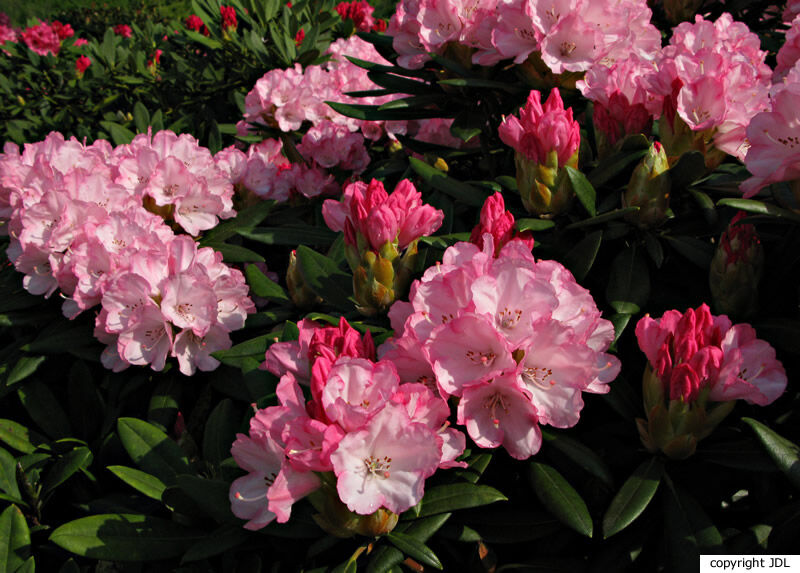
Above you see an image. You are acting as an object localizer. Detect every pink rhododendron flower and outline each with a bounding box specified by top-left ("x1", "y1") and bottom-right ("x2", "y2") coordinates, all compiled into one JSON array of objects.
[
  {"x1": 636, "y1": 304, "x2": 786, "y2": 405},
  {"x1": 21, "y1": 21, "x2": 61, "y2": 56},
  {"x1": 75, "y1": 55, "x2": 91, "y2": 75},
  {"x1": 185, "y1": 14, "x2": 208, "y2": 35},
  {"x1": 336, "y1": 0, "x2": 376, "y2": 32},
  {"x1": 498, "y1": 89, "x2": 579, "y2": 166},
  {"x1": 113, "y1": 24, "x2": 133, "y2": 38},
  {"x1": 73, "y1": 38, "x2": 88, "y2": 47},
  {"x1": 469, "y1": 192, "x2": 534, "y2": 255}
]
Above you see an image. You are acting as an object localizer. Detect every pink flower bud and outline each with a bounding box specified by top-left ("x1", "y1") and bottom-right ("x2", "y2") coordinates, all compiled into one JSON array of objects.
[{"x1": 469, "y1": 192, "x2": 534, "y2": 255}]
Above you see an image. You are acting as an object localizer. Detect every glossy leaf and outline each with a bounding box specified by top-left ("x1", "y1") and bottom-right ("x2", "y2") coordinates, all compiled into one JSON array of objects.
[
  {"x1": 17, "y1": 380, "x2": 71, "y2": 440},
  {"x1": 717, "y1": 198, "x2": 800, "y2": 224},
  {"x1": 663, "y1": 235, "x2": 714, "y2": 269},
  {"x1": 0, "y1": 420, "x2": 46, "y2": 454},
  {"x1": 564, "y1": 207, "x2": 639, "y2": 230},
  {"x1": 176, "y1": 475, "x2": 237, "y2": 523},
  {"x1": 562, "y1": 230, "x2": 603, "y2": 282},
  {"x1": 565, "y1": 166, "x2": 597, "y2": 217},
  {"x1": 0, "y1": 505, "x2": 30, "y2": 573},
  {"x1": 743, "y1": 418, "x2": 800, "y2": 489},
  {"x1": 239, "y1": 225, "x2": 337, "y2": 246},
  {"x1": 542, "y1": 431, "x2": 614, "y2": 486},
  {"x1": 6, "y1": 356, "x2": 46, "y2": 387},
  {"x1": 200, "y1": 200, "x2": 276, "y2": 245},
  {"x1": 516, "y1": 218, "x2": 556, "y2": 232},
  {"x1": 416, "y1": 483, "x2": 506, "y2": 517},
  {"x1": 107, "y1": 466, "x2": 167, "y2": 501},
  {"x1": 116, "y1": 418, "x2": 192, "y2": 485},
  {"x1": 0, "y1": 447, "x2": 20, "y2": 499},
  {"x1": 528, "y1": 462, "x2": 593, "y2": 537},
  {"x1": 602, "y1": 457, "x2": 664, "y2": 538},
  {"x1": 49, "y1": 514, "x2": 202, "y2": 561},
  {"x1": 663, "y1": 478, "x2": 724, "y2": 573},
  {"x1": 386, "y1": 532, "x2": 443, "y2": 570},
  {"x1": 147, "y1": 379, "x2": 180, "y2": 432},
  {"x1": 326, "y1": 101, "x2": 444, "y2": 121},
  {"x1": 367, "y1": 514, "x2": 451, "y2": 573},
  {"x1": 408, "y1": 157, "x2": 487, "y2": 206},
  {"x1": 294, "y1": 245, "x2": 354, "y2": 311},
  {"x1": 181, "y1": 524, "x2": 251, "y2": 563},
  {"x1": 203, "y1": 399, "x2": 240, "y2": 466},
  {"x1": 42, "y1": 447, "x2": 93, "y2": 494},
  {"x1": 606, "y1": 244, "x2": 650, "y2": 314},
  {"x1": 245, "y1": 265, "x2": 289, "y2": 302},
  {"x1": 204, "y1": 242, "x2": 265, "y2": 263}
]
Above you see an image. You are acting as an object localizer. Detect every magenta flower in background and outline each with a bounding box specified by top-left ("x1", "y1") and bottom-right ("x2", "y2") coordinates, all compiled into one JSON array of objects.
[
  {"x1": 21, "y1": 21, "x2": 61, "y2": 56},
  {"x1": 73, "y1": 38, "x2": 88, "y2": 47},
  {"x1": 75, "y1": 54, "x2": 91, "y2": 75},
  {"x1": 336, "y1": 0, "x2": 376, "y2": 32},
  {"x1": 113, "y1": 24, "x2": 132, "y2": 38},
  {"x1": 220, "y1": 5, "x2": 237, "y2": 31}
]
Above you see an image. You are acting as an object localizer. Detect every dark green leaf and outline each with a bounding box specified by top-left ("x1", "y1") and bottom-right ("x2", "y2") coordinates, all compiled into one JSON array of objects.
[
  {"x1": 239, "y1": 225, "x2": 337, "y2": 246},
  {"x1": 212, "y1": 333, "x2": 273, "y2": 372},
  {"x1": 418, "y1": 233, "x2": 471, "y2": 249},
  {"x1": 416, "y1": 483, "x2": 506, "y2": 517},
  {"x1": 663, "y1": 235, "x2": 714, "y2": 269},
  {"x1": 565, "y1": 166, "x2": 597, "y2": 217},
  {"x1": 587, "y1": 150, "x2": 648, "y2": 188},
  {"x1": 386, "y1": 532, "x2": 442, "y2": 570},
  {"x1": 42, "y1": 447, "x2": 93, "y2": 494},
  {"x1": 408, "y1": 157, "x2": 487, "y2": 206},
  {"x1": 602, "y1": 457, "x2": 664, "y2": 538},
  {"x1": 562, "y1": 230, "x2": 603, "y2": 282},
  {"x1": 344, "y1": 56, "x2": 432, "y2": 78},
  {"x1": 176, "y1": 475, "x2": 237, "y2": 523},
  {"x1": 670, "y1": 151, "x2": 706, "y2": 191},
  {"x1": 367, "y1": 514, "x2": 451, "y2": 573},
  {"x1": 204, "y1": 242, "x2": 265, "y2": 263},
  {"x1": 68, "y1": 362, "x2": 103, "y2": 440},
  {"x1": 132, "y1": 101, "x2": 150, "y2": 134},
  {"x1": 437, "y1": 77, "x2": 522, "y2": 93},
  {"x1": 743, "y1": 418, "x2": 800, "y2": 489},
  {"x1": 184, "y1": 29, "x2": 223, "y2": 49},
  {"x1": 147, "y1": 379, "x2": 180, "y2": 432},
  {"x1": 606, "y1": 244, "x2": 650, "y2": 314},
  {"x1": 663, "y1": 478, "x2": 724, "y2": 573},
  {"x1": 367, "y1": 71, "x2": 432, "y2": 94},
  {"x1": 107, "y1": 466, "x2": 167, "y2": 500},
  {"x1": 17, "y1": 556, "x2": 33, "y2": 573},
  {"x1": 202, "y1": 399, "x2": 239, "y2": 466},
  {"x1": 99, "y1": 122, "x2": 135, "y2": 146},
  {"x1": 181, "y1": 524, "x2": 251, "y2": 563},
  {"x1": 0, "y1": 448, "x2": 20, "y2": 499},
  {"x1": 17, "y1": 380, "x2": 71, "y2": 439},
  {"x1": 643, "y1": 233, "x2": 664, "y2": 268},
  {"x1": 200, "y1": 201, "x2": 276, "y2": 245},
  {"x1": 20, "y1": 322, "x2": 94, "y2": 354},
  {"x1": 516, "y1": 219, "x2": 556, "y2": 232},
  {"x1": 0, "y1": 505, "x2": 30, "y2": 573},
  {"x1": 378, "y1": 94, "x2": 447, "y2": 111},
  {"x1": 326, "y1": 101, "x2": 445, "y2": 121},
  {"x1": 450, "y1": 110, "x2": 483, "y2": 143},
  {"x1": 6, "y1": 357, "x2": 46, "y2": 387},
  {"x1": 542, "y1": 431, "x2": 613, "y2": 486},
  {"x1": 0, "y1": 420, "x2": 46, "y2": 454},
  {"x1": 716, "y1": 198, "x2": 800, "y2": 224},
  {"x1": 49, "y1": 514, "x2": 201, "y2": 561},
  {"x1": 295, "y1": 245, "x2": 354, "y2": 311},
  {"x1": 609, "y1": 313, "x2": 631, "y2": 345},
  {"x1": 564, "y1": 207, "x2": 639, "y2": 230},
  {"x1": 116, "y1": 418, "x2": 192, "y2": 485},
  {"x1": 528, "y1": 462, "x2": 593, "y2": 537}
]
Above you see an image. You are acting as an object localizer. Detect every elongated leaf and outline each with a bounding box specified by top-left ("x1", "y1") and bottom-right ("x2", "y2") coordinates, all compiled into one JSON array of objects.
[
  {"x1": 606, "y1": 244, "x2": 650, "y2": 314},
  {"x1": 6, "y1": 356, "x2": 46, "y2": 387},
  {"x1": 516, "y1": 218, "x2": 556, "y2": 232},
  {"x1": 42, "y1": 447, "x2": 93, "y2": 494},
  {"x1": 408, "y1": 157, "x2": 487, "y2": 206},
  {"x1": 326, "y1": 101, "x2": 444, "y2": 121},
  {"x1": 529, "y1": 462, "x2": 593, "y2": 537},
  {"x1": 184, "y1": 29, "x2": 223, "y2": 49},
  {"x1": 562, "y1": 230, "x2": 603, "y2": 282},
  {"x1": 0, "y1": 505, "x2": 30, "y2": 573},
  {"x1": 743, "y1": 418, "x2": 800, "y2": 489},
  {"x1": 542, "y1": 431, "x2": 613, "y2": 486},
  {"x1": 386, "y1": 532, "x2": 442, "y2": 569},
  {"x1": 0, "y1": 420, "x2": 47, "y2": 454},
  {"x1": 663, "y1": 235, "x2": 714, "y2": 269},
  {"x1": 244, "y1": 266, "x2": 289, "y2": 303},
  {"x1": 367, "y1": 514, "x2": 451, "y2": 573},
  {"x1": 0, "y1": 447, "x2": 20, "y2": 499},
  {"x1": 294, "y1": 245, "x2": 354, "y2": 311},
  {"x1": 344, "y1": 56, "x2": 430, "y2": 79},
  {"x1": 565, "y1": 166, "x2": 597, "y2": 217},
  {"x1": 20, "y1": 322, "x2": 94, "y2": 354},
  {"x1": 212, "y1": 333, "x2": 274, "y2": 372},
  {"x1": 437, "y1": 77, "x2": 522, "y2": 93},
  {"x1": 17, "y1": 380, "x2": 71, "y2": 439},
  {"x1": 239, "y1": 225, "x2": 337, "y2": 246},
  {"x1": 416, "y1": 483, "x2": 506, "y2": 517},
  {"x1": 176, "y1": 475, "x2": 237, "y2": 523},
  {"x1": 181, "y1": 524, "x2": 251, "y2": 563},
  {"x1": 602, "y1": 457, "x2": 664, "y2": 538},
  {"x1": 203, "y1": 399, "x2": 239, "y2": 466},
  {"x1": 204, "y1": 242, "x2": 265, "y2": 263},
  {"x1": 378, "y1": 94, "x2": 446, "y2": 111},
  {"x1": 50, "y1": 514, "x2": 201, "y2": 561},
  {"x1": 564, "y1": 207, "x2": 640, "y2": 230},
  {"x1": 99, "y1": 122, "x2": 136, "y2": 146},
  {"x1": 367, "y1": 71, "x2": 432, "y2": 94},
  {"x1": 147, "y1": 379, "x2": 180, "y2": 432},
  {"x1": 670, "y1": 150, "x2": 705, "y2": 191},
  {"x1": 200, "y1": 201, "x2": 275, "y2": 244},
  {"x1": 107, "y1": 466, "x2": 167, "y2": 500},
  {"x1": 132, "y1": 101, "x2": 150, "y2": 134},
  {"x1": 450, "y1": 110, "x2": 483, "y2": 143},
  {"x1": 663, "y1": 479, "x2": 724, "y2": 573},
  {"x1": 116, "y1": 418, "x2": 191, "y2": 485},
  {"x1": 68, "y1": 362, "x2": 103, "y2": 441},
  {"x1": 588, "y1": 150, "x2": 648, "y2": 187},
  {"x1": 717, "y1": 198, "x2": 800, "y2": 224}
]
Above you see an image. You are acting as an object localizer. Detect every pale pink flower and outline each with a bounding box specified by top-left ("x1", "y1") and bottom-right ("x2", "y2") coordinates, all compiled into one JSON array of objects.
[
  {"x1": 321, "y1": 358, "x2": 400, "y2": 432},
  {"x1": 330, "y1": 403, "x2": 441, "y2": 515}
]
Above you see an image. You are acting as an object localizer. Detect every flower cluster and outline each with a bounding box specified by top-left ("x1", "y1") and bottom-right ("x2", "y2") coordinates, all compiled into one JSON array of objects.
[
  {"x1": 323, "y1": 179, "x2": 444, "y2": 313},
  {"x1": 498, "y1": 88, "x2": 580, "y2": 215},
  {"x1": 113, "y1": 24, "x2": 133, "y2": 38},
  {"x1": 0, "y1": 131, "x2": 253, "y2": 375},
  {"x1": 20, "y1": 20, "x2": 64, "y2": 56},
  {"x1": 220, "y1": 6, "x2": 238, "y2": 32},
  {"x1": 380, "y1": 233, "x2": 620, "y2": 459},
  {"x1": 229, "y1": 318, "x2": 464, "y2": 531},
  {"x1": 336, "y1": 1, "x2": 380, "y2": 32},
  {"x1": 387, "y1": 0, "x2": 659, "y2": 72}
]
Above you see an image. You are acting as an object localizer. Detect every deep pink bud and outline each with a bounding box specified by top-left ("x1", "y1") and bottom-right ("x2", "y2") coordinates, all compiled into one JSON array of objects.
[{"x1": 469, "y1": 192, "x2": 534, "y2": 255}]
